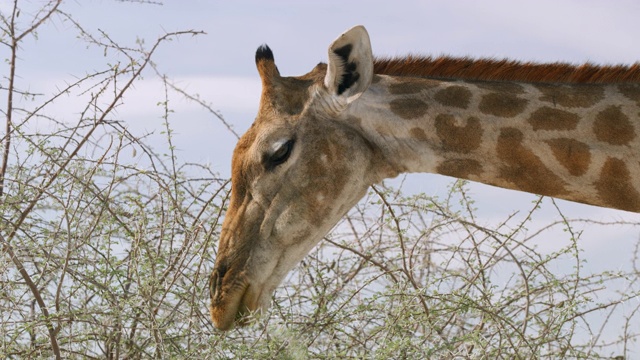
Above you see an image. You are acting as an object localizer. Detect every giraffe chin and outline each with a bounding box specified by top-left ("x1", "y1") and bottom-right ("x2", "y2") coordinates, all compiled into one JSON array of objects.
[{"x1": 210, "y1": 282, "x2": 265, "y2": 331}]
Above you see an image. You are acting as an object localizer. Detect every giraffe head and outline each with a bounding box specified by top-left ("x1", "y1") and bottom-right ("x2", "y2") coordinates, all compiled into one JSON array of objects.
[{"x1": 209, "y1": 26, "x2": 387, "y2": 330}]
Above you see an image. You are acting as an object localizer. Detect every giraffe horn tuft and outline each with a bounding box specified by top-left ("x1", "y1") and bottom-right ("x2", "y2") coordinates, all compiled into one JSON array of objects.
[
  {"x1": 255, "y1": 44, "x2": 274, "y2": 63},
  {"x1": 255, "y1": 44, "x2": 280, "y2": 86}
]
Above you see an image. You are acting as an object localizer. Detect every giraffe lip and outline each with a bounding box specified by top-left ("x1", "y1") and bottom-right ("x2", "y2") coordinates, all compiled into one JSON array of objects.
[
  {"x1": 236, "y1": 284, "x2": 261, "y2": 323},
  {"x1": 210, "y1": 280, "x2": 250, "y2": 331},
  {"x1": 210, "y1": 281, "x2": 266, "y2": 330}
]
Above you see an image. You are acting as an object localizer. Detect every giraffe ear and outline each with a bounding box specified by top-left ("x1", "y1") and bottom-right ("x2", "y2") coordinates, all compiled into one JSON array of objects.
[{"x1": 324, "y1": 25, "x2": 373, "y2": 103}]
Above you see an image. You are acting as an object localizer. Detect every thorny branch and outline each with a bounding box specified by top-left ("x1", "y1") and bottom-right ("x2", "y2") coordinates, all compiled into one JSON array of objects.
[
  {"x1": 5, "y1": 29, "x2": 205, "y2": 244},
  {"x1": 0, "y1": 2, "x2": 206, "y2": 357}
]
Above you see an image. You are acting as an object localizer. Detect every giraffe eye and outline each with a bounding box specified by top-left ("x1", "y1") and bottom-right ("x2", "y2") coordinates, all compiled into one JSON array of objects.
[{"x1": 265, "y1": 139, "x2": 294, "y2": 169}]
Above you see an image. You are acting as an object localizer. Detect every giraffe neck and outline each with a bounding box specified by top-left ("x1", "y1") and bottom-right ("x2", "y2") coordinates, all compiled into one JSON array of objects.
[{"x1": 347, "y1": 74, "x2": 640, "y2": 212}]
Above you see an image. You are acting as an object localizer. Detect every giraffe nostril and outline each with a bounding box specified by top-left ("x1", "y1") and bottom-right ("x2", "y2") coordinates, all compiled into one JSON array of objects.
[
  {"x1": 217, "y1": 264, "x2": 228, "y2": 279},
  {"x1": 210, "y1": 264, "x2": 228, "y2": 300},
  {"x1": 209, "y1": 271, "x2": 218, "y2": 299}
]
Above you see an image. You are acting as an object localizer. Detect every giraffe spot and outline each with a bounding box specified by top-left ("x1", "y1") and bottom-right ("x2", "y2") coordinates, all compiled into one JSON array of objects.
[
  {"x1": 496, "y1": 127, "x2": 567, "y2": 196},
  {"x1": 435, "y1": 115, "x2": 483, "y2": 154},
  {"x1": 545, "y1": 138, "x2": 591, "y2": 176},
  {"x1": 536, "y1": 84, "x2": 605, "y2": 108},
  {"x1": 476, "y1": 82, "x2": 525, "y2": 95},
  {"x1": 527, "y1": 106, "x2": 580, "y2": 131},
  {"x1": 434, "y1": 85, "x2": 472, "y2": 109},
  {"x1": 389, "y1": 79, "x2": 439, "y2": 95},
  {"x1": 593, "y1": 105, "x2": 635, "y2": 145},
  {"x1": 594, "y1": 157, "x2": 640, "y2": 212},
  {"x1": 618, "y1": 84, "x2": 640, "y2": 106},
  {"x1": 346, "y1": 115, "x2": 363, "y2": 128},
  {"x1": 410, "y1": 127, "x2": 428, "y2": 141},
  {"x1": 375, "y1": 125, "x2": 393, "y2": 137},
  {"x1": 390, "y1": 98, "x2": 429, "y2": 119},
  {"x1": 437, "y1": 159, "x2": 482, "y2": 179},
  {"x1": 479, "y1": 93, "x2": 528, "y2": 118}
]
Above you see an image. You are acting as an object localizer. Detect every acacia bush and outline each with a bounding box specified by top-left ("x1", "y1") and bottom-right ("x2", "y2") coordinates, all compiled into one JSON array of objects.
[{"x1": 1, "y1": 1, "x2": 639, "y2": 359}]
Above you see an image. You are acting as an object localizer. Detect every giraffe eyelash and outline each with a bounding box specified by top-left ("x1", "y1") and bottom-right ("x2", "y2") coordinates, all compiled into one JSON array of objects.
[{"x1": 263, "y1": 139, "x2": 295, "y2": 170}]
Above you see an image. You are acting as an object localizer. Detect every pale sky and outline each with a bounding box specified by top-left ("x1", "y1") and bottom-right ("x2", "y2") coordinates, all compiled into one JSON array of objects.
[{"x1": 6, "y1": 0, "x2": 640, "y2": 352}]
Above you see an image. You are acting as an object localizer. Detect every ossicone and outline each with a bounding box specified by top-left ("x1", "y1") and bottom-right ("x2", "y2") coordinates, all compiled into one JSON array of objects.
[
  {"x1": 255, "y1": 44, "x2": 280, "y2": 85},
  {"x1": 255, "y1": 44, "x2": 274, "y2": 64}
]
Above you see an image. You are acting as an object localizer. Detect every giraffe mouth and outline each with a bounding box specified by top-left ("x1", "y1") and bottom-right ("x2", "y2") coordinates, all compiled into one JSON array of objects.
[{"x1": 209, "y1": 276, "x2": 267, "y2": 331}]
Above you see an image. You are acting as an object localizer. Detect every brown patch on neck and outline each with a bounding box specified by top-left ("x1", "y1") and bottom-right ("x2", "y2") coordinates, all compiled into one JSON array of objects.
[
  {"x1": 435, "y1": 115, "x2": 483, "y2": 154},
  {"x1": 374, "y1": 55, "x2": 640, "y2": 83},
  {"x1": 618, "y1": 84, "x2": 640, "y2": 106},
  {"x1": 594, "y1": 157, "x2": 640, "y2": 212},
  {"x1": 437, "y1": 159, "x2": 482, "y2": 179},
  {"x1": 536, "y1": 84, "x2": 605, "y2": 108},
  {"x1": 390, "y1": 98, "x2": 429, "y2": 119},
  {"x1": 434, "y1": 85, "x2": 472, "y2": 109},
  {"x1": 593, "y1": 105, "x2": 635, "y2": 145},
  {"x1": 479, "y1": 92, "x2": 528, "y2": 118},
  {"x1": 496, "y1": 128, "x2": 567, "y2": 196},
  {"x1": 410, "y1": 127, "x2": 428, "y2": 141},
  {"x1": 528, "y1": 107, "x2": 580, "y2": 131},
  {"x1": 545, "y1": 138, "x2": 591, "y2": 176}
]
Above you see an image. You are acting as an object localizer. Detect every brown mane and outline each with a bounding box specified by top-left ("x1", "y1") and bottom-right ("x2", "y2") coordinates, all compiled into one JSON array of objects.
[{"x1": 374, "y1": 55, "x2": 640, "y2": 84}]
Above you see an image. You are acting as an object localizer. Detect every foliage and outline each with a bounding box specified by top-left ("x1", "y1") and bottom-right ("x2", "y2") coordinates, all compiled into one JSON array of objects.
[{"x1": 1, "y1": 1, "x2": 639, "y2": 359}]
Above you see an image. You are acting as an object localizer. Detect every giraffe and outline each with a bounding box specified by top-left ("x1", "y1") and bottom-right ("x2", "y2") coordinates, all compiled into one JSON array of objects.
[{"x1": 209, "y1": 25, "x2": 640, "y2": 330}]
